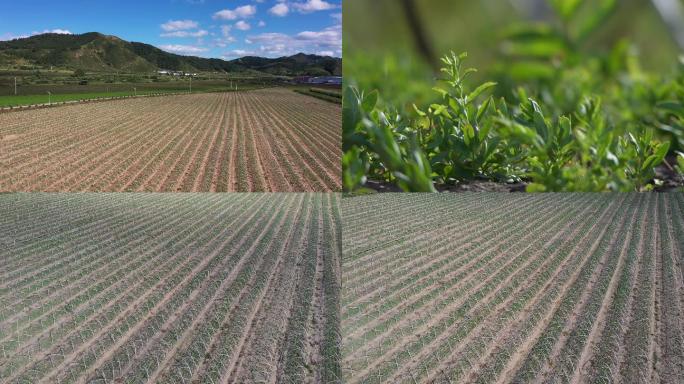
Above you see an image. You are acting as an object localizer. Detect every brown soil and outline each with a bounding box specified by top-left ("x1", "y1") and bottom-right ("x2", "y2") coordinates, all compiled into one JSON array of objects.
[
  {"x1": 342, "y1": 193, "x2": 681, "y2": 384},
  {"x1": 0, "y1": 89, "x2": 341, "y2": 192},
  {"x1": 2, "y1": 194, "x2": 339, "y2": 384}
]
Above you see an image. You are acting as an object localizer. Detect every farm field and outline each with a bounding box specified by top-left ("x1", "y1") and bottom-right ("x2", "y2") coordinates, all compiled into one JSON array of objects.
[
  {"x1": 0, "y1": 88, "x2": 341, "y2": 192},
  {"x1": 0, "y1": 193, "x2": 341, "y2": 383},
  {"x1": 341, "y1": 193, "x2": 684, "y2": 383}
]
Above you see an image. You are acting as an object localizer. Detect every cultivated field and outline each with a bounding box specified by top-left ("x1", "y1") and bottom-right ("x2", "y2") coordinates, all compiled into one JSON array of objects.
[
  {"x1": 0, "y1": 88, "x2": 341, "y2": 192},
  {"x1": 0, "y1": 193, "x2": 341, "y2": 383},
  {"x1": 342, "y1": 193, "x2": 684, "y2": 383}
]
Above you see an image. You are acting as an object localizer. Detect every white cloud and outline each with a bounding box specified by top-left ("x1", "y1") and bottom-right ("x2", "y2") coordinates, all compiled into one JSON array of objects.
[
  {"x1": 1, "y1": 28, "x2": 72, "y2": 41},
  {"x1": 292, "y1": 0, "x2": 336, "y2": 13},
  {"x1": 299, "y1": 24, "x2": 341, "y2": 45},
  {"x1": 269, "y1": 3, "x2": 289, "y2": 16},
  {"x1": 213, "y1": 5, "x2": 257, "y2": 20},
  {"x1": 226, "y1": 49, "x2": 257, "y2": 57},
  {"x1": 161, "y1": 20, "x2": 199, "y2": 32},
  {"x1": 297, "y1": 27, "x2": 339, "y2": 43},
  {"x1": 0, "y1": 33, "x2": 29, "y2": 41},
  {"x1": 258, "y1": 20, "x2": 266, "y2": 27},
  {"x1": 244, "y1": 24, "x2": 341, "y2": 57},
  {"x1": 42, "y1": 29, "x2": 73, "y2": 34},
  {"x1": 331, "y1": 13, "x2": 342, "y2": 22},
  {"x1": 211, "y1": 26, "x2": 236, "y2": 48},
  {"x1": 235, "y1": 21, "x2": 251, "y2": 31},
  {"x1": 161, "y1": 29, "x2": 208, "y2": 38},
  {"x1": 317, "y1": 50, "x2": 334, "y2": 56},
  {"x1": 158, "y1": 44, "x2": 209, "y2": 55}
]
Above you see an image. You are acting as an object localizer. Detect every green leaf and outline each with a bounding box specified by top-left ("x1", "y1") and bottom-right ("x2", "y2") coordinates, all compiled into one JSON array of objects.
[
  {"x1": 467, "y1": 82, "x2": 497, "y2": 104},
  {"x1": 430, "y1": 103, "x2": 449, "y2": 117},
  {"x1": 641, "y1": 142, "x2": 670, "y2": 172},
  {"x1": 628, "y1": 132, "x2": 640, "y2": 152},
  {"x1": 462, "y1": 124, "x2": 475, "y2": 146},
  {"x1": 432, "y1": 87, "x2": 449, "y2": 99},
  {"x1": 576, "y1": 0, "x2": 617, "y2": 41},
  {"x1": 462, "y1": 68, "x2": 478, "y2": 79},
  {"x1": 606, "y1": 151, "x2": 619, "y2": 166},
  {"x1": 526, "y1": 183, "x2": 547, "y2": 192},
  {"x1": 476, "y1": 97, "x2": 492, "y2": 123},
  {"x1": 676, "y1": 151, "x2": 684, "y2": 173},
  {"x1": 342, "y1": 148, "x2": 367, "y2": 191},
  {"x1": 549, "y1": 0, "x2": 585, "y2": 20},
  {"x1": 342, "y1": 87, "x2": 362, "y2": 139},
  {"x1": 505, "y1": 61, "x2": 555, "y2": 80},
  {"x1": 640, "y1": 142, "x2": 668, "y2": 172},
  {"x1": 503, "y1": 23, "x2": 559, "y2": 40},
  {"x1": 362, "y1": 90, "x2": 379, "y2": 113},
  {"x1": 530, "y1": 99, "x2": 550, "y2": 143},
  {"x1": 657, "y1": 101, "x2": 684, "y2": 116},
  {"x1": 479, "y1": 122, "x2": 493, "y2": 142},
  {"x1": 500, "y1": 38, "x2": 567, "y2": 58},
  {"x1": 558, "y1": 116, "x2": 572, "y2": 134}
]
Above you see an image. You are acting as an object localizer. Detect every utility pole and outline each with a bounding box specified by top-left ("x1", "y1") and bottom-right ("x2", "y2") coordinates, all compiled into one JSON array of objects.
[
  {"x1": 133, "y1": 87, "x2": 137, "y2": 96},
  {"x1": 47, "y1": 91, "x2": 51, "y2": 105},
  {"x1": 14, "y1": 77, "x2": 17, "y2": 96},
  {"x1": 189, "y1": 77, "x2": 192, "y2": 93}
]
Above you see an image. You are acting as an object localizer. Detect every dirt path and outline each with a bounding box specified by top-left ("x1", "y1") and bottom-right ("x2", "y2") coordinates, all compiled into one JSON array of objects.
[{"x1": 223, "y1": 197, "x2": 309, "y2": 384}]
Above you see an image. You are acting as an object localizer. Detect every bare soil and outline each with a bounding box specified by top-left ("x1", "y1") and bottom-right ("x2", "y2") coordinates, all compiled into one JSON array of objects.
[
  {"x1": 0, "y1": 89, "x2": 341, "y2": 192},
  {"x1": 0, "y1": 194, "x2": 341, "y2": 384},
  {"x1": 341, "y1": 193, "x2": 683, "y2": 384}
]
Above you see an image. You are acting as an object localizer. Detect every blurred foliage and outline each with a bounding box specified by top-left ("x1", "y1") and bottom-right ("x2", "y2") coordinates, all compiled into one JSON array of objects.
[
  {"x1": 344, "y1": 0, "x2": 681, "y2": 106},
  {"x1": 344, "y1": 51, "x2": 682, "y2": 192},
  {"x1": 343, "y1": 0, "x2": 684, "y2": 192}
]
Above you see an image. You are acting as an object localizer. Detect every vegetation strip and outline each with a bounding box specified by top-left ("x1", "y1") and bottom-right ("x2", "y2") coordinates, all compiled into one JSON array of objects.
[
  {"x1": 0, "y1": 89, "x2": 341, "y2": 192},
  {"x1": 0, "y1": 193, "x2": 341, "y2": 383},
  {"x1": 341, "y1": 193, "x2": 683, "y2": 384}
]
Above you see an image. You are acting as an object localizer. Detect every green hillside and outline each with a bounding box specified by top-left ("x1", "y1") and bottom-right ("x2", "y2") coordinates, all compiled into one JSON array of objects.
[{"x1": 0, "y1": 32, "x2": 342, "y2": 76}]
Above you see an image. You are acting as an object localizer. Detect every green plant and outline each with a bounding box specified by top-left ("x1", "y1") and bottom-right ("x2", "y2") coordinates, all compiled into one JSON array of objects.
[
  {"x1": 343, "y1": 51, "x2": 675, "y2": 192},
  {"x1": 343, "y1": 87, "x2": 436, "y2": 192},
  {"x1": 413, "y1": 52, "x2": 503, "y2": 182},
  {"x1": 621, "y1": 128, "x2": 670, "y2": 191},
  {"x1": 675, "y1": 151, "x2": 684, "y2": 189}
]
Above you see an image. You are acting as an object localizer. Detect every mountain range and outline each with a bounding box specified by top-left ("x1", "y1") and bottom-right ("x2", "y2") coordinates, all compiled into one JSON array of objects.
[{"x1": 0, "y1": 32, "x2": 342, "y2": 76}]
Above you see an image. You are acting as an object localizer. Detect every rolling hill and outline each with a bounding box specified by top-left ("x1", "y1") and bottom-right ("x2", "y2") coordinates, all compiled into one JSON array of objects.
[{"x1": 0, "y1": 32, "x2": 342, "y2": 76}]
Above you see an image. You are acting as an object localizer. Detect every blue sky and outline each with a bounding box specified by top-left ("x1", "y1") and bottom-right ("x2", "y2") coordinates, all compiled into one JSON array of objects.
[{"x1": 0, "y1": 0, "x2": 342, "y2": 58}]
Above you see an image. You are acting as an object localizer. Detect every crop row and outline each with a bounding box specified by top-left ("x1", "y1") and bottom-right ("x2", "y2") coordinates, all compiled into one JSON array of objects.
[
  {"x1": 341, "y1": 193, "x2": 684, "y2": 384},
  {"x1": 0, "y1": 88, "x2": 341, "y2": 192},
  {"x1": 0, "y1": 193, "x2": 341, "y2": 383}
]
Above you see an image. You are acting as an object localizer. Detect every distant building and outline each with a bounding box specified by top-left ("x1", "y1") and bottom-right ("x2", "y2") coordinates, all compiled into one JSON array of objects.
[
  {"x1": 294, "y1": 76, "x2": 342, "y2": 85},
  {"x1": 294, "y1": 76, "x2": 312, "y2": 83}
]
